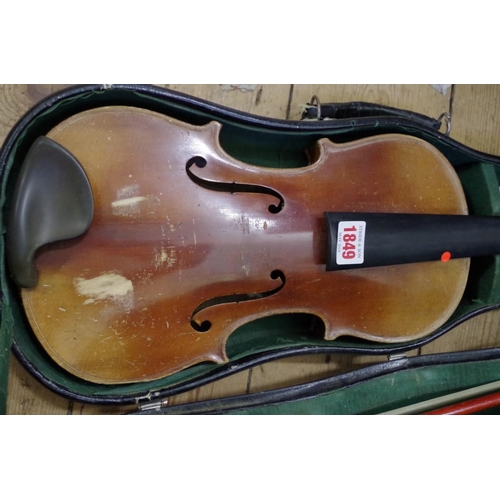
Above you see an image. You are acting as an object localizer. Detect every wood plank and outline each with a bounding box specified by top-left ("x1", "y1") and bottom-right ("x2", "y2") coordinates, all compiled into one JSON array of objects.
[
  {"x1": 0, "y1": 85, "x2": 70, "y2": 142},
  {"x1": 420, "y1": 310, "x2": 500, "y2": 356},
  {"x1": 167, "y1": 84, "x2": 292, "y2": 119},
  {"x1": 7, "y1": 356, "x2": 70, "y2": 415},
  {"x1": 448, "y1": 84, "x2": 500, "y2": 156}
]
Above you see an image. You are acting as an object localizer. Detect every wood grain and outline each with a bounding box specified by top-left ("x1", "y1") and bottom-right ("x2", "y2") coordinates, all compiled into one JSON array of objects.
[
  {"x1": 3, "y1": 84, "x2": 500, "y2": 414},
  {"x1": 21, "y1": 114, "x2": 469, "y2": 384},
  {"x1": 449, "y1": 85, "x2": 500, "y2": 156}
]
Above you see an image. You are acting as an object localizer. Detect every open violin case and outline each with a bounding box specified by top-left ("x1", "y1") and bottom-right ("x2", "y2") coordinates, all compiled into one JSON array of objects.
[{"x1": 2, "y1": 84, "x2": 500, "y2": 415}]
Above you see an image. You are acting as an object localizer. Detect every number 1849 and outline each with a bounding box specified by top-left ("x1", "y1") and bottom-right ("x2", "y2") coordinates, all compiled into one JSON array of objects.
[{"x1": 336, "y1": 221, "x2": 366, "y2": 265}]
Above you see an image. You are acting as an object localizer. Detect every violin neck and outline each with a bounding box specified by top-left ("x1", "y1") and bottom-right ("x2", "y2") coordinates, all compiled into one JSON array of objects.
[{"x1": 325, "y1": 213, "x2": 500, "y2": 271}]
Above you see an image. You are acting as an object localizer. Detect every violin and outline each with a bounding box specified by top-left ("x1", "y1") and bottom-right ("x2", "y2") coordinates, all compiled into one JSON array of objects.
[{"x1": 8, "y1": 105, "x2": 498, "y2": 385}]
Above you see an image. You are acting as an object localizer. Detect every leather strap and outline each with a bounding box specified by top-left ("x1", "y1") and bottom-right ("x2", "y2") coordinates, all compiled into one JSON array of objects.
[{"x1": 302, "y1": 99, "x2": 446, "y2": 132}]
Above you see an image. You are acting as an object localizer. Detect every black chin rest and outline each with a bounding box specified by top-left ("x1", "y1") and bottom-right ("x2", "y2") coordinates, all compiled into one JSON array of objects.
[{"x1": 6, "y1": 136, "x2": 94, "y2": 288}]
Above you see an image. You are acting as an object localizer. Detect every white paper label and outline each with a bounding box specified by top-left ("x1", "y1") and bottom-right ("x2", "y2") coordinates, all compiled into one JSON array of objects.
[{"x1": 336, "y1": 221, "x2": 366, "y2": 265}]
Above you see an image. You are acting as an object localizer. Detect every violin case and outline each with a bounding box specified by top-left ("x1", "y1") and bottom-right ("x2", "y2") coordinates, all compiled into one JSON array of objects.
[{"x1": 2, "y1": 84, "x2": 500, "y2": 415}]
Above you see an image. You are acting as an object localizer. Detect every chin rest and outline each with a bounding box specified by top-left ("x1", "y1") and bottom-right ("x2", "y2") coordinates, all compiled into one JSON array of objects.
[{"x1": 6, "y1": 136, "x2": 94, "y2": 288}]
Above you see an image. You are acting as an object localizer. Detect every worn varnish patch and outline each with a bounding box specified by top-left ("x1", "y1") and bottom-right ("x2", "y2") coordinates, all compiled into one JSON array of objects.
[{"x1": 74, "y1": 273, "x2": 134, "y2": 307}]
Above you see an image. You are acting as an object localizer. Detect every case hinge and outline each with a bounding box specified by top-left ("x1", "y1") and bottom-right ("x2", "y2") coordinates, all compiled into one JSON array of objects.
[
  {"x1": 136, "y1": 393, "x2": 169, "y2": 412},
  {"x1": 387, "y1": 353, "x2": 407, "y2": 361},
  {"x1": 138, "y1": 400, "x2": 169, "y2": 412}
]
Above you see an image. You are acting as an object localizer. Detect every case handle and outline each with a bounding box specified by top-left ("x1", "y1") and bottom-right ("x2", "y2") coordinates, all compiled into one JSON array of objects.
[{"x1": 303, "y1": 98, "x2": 448, "y2": 133}]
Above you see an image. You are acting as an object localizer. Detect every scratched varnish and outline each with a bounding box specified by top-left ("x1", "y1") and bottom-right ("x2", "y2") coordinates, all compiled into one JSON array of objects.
[{"x1": 3, "y1": 84, "x2": 500, "y2": 414}]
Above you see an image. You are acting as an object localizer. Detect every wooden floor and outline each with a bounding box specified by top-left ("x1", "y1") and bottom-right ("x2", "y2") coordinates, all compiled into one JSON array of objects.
[{"x1": 2, "y1": 84, "x2": 500, "y2": 414}]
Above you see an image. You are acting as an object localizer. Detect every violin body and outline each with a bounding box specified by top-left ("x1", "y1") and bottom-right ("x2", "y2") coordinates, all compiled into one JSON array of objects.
[{"x1": 15, "y1": 105, "x2": 471, "y2": 384}]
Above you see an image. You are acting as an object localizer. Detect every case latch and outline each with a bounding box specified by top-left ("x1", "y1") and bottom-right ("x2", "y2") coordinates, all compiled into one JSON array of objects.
[
  {"x1": 388, "y1": 353, "x2": 407, "y2": 361},
  {"x1": 302, "y1": 96, "x2": 451, "y2": 135},
  {"x1": 136, "y1": 393, "x2": 169, "y2": 412}
]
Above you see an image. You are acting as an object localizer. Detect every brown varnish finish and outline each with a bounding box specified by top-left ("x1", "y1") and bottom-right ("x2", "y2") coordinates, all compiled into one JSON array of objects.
[{"x1": 21, "y1": 106, "x2": 469, "y2": 384}]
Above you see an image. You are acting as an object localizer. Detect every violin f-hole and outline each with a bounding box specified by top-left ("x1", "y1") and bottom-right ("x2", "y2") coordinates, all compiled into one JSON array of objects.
[
  {"x1": 187, "y1": 156, "x2": 207, "y2": 169},
  {"x1": 186, "y1": 156, "x2": 285, "y2": 214},
  {"x1": 189, "y1": 270, "x2": 287, "y2": 332}
]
